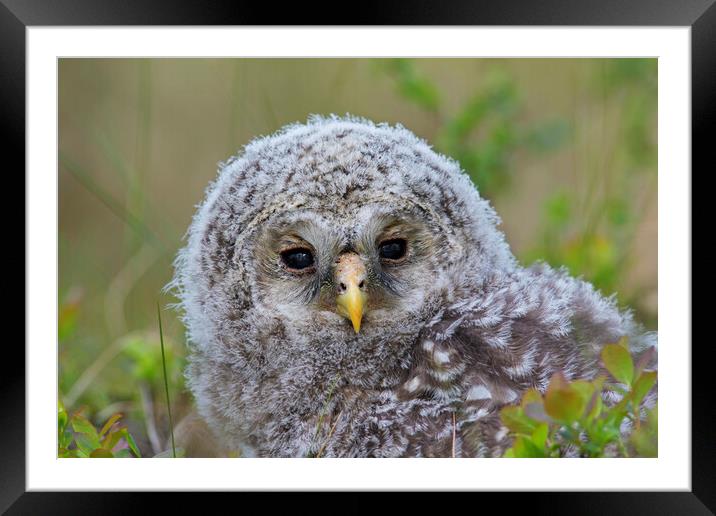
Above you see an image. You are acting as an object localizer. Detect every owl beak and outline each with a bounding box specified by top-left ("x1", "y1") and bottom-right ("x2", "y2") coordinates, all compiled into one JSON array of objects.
[{"x1": 335, "y1": 253, "x2": 368, "y2": 333}]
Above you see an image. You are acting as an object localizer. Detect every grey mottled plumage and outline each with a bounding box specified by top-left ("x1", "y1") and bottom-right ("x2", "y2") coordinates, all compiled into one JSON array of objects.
[{"x1": 171, "y1": 115, "x2": 656, "y2": 457}]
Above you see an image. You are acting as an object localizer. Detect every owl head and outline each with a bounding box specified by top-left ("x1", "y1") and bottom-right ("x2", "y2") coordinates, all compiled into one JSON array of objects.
[{"x1": 171, "y1": 116, "x2": 516, "y2": 452}]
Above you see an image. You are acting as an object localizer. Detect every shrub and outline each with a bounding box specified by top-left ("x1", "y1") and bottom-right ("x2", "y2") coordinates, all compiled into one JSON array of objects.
[{"x1": 500, "y1": 338, "x2": 657, "y2": 458}]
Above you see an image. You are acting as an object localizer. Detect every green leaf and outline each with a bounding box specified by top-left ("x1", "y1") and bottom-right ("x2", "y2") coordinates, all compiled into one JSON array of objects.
[
  {"x1": 544, "y1": 373, "x2": 586, "y2": 423},
  {"x1": 500, "y1": 405, "x2": 537, "y2": 435},
  {"x1": 75, "y1": 432, "x2": 101, "y2": 455},
  {"x1": 512, "y1": 436, "x2": 547, "y2": 458},
  {"x1": 531, "y1": 423, "x2": 550, "y2": 450},
  {"x1": 603, "y1": 398, "x2": 630, "y2": 430},
  {"x1": 601, "y1": 342, "x2": 634, "y2": 386},
  {"x1": 121, "y1": 429, "x2": 142, "y2": 458},
  {"x1": 71, "y1": 415, "x2": 99, "y2": 440}
]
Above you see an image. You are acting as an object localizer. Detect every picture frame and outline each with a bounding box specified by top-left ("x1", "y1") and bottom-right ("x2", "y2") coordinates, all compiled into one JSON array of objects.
[{"x1": 3, "y1": 0, "x2": 709, "y2": 511}]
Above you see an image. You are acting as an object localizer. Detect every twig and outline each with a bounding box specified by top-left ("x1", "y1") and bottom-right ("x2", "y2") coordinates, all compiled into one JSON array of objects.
[
  {"x1": 315, "y1": 411, "x2": 342, "y2": 459},
  {"x1": 311, "y1": 374, "x2": 341, "y2": 455},
  {"x1": 452, "y1": 412, "x2": 457, "y2": 458}
]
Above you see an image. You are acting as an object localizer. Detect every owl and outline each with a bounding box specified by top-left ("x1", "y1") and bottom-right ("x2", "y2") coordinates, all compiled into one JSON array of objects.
[{"x1": 170, "y1": 115, "x2": 656, "y2": 457}]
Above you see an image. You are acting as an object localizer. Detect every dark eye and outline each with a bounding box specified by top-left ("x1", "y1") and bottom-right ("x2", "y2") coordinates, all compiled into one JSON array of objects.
[
  {"x1": 378, "y1": 239, "x2": 407, "y2": 261},
  {"x1": 280, "y1": 248, "x2": 315, "y2": 271}
]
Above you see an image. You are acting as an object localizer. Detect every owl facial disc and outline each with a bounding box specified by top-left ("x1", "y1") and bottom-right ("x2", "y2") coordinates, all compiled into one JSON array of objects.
[{"x1": 335, "y1": 252, "x2": 368, "y2": 333}]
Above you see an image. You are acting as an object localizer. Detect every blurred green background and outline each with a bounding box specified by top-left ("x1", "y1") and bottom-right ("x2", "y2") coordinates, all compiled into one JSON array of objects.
[{"x1": 58, "y1": 58, "x2": 657, "y2": 456}]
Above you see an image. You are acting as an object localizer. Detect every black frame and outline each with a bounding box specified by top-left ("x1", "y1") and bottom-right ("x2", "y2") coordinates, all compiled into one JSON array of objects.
[{"x1": 3, "y1": 0, "x2": 710, "y2": 512}]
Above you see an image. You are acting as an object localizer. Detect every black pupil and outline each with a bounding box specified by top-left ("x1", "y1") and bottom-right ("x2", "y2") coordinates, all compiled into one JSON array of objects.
[
  {"x1": 379, "y1": 239, "x2": 407, "y2": 260},
  {"x1": 281, "y1": 248, "x2": 314, "y2": 270}
]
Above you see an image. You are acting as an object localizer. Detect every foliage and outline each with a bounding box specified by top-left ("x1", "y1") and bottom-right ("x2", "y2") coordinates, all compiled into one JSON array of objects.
[
  {"x1": 58, "y1": 400, "x2": 141, "y2": 458},
  {"x1": 378, "y1": 59, "x2": 569, "y2": 197},
  {"x1": 157, "y1": 303, "x2": 177, "y2": 458},
  {"x1": 522, "y1": 59, "x2": 657, "y2": 321},
  {"x1": 121, "y1": 332, "x2": 183, "y2": 392},
  {"x1": 59, "y1": 287, "x2": 184, "y2": 458},
  {"x1": 500, "y1": 338, "x2": 657, "y2": 458}
]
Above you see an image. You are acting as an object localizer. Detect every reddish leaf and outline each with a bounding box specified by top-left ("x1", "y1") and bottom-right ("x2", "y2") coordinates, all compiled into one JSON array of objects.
[
  {"x1": 90, "y1": 448, "x2": 114, "y2": 458},
  {"x1": 102, "y1": 430, "x2": 123, "y2": 450},
  {"x1": 635, "y1": 346, "x2": 657, "y2": 375},
  {"x1": 632, "y1": 371, "x2": 657, "y2": 407},
  {"x1": 524, "y1": 402, "x2": 552, "y2": 423}
]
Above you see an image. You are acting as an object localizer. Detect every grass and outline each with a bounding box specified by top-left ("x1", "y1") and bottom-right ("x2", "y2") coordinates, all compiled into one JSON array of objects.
[
  {"x1": 157, "y1": 303, "x2": 176, "y2": 458},
  {"x1": 308, "y1": 373, "x2": 342, "y2": 458}
]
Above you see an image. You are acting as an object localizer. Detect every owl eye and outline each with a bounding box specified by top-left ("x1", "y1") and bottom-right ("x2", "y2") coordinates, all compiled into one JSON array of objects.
[
  {"x1": 280, "y1": 248, "x2": 315, "y2": 271},
  {"x1": 378, "y1": 239, "x2": 407, "y2": 261}
]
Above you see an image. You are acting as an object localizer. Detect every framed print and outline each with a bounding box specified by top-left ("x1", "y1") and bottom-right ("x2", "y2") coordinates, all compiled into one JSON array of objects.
[{"x1": 3, "y1": 0, "x2": 711, "y2": 512}]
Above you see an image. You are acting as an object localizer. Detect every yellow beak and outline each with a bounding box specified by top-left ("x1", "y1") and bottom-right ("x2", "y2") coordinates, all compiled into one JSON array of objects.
[
  {"x1": 335, "y1": 253, "x2": 368, "y2": 333},
  {"x1": 336, "y1": 283, "x2": 367, "y2": 333}
]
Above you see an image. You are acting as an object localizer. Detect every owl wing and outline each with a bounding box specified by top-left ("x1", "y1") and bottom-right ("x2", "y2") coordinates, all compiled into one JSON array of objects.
[{"x1": 405, "y1": 262, "x2": 657, "y2": 457}]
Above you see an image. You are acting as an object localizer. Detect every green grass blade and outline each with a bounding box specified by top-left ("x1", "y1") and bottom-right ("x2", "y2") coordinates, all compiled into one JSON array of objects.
[
  {"x1": 157, "y1": 303, "x2": 176, "y2": 458},
  {"x1": 60, "y1": 152, "x2": 167, "y2": 252}
]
